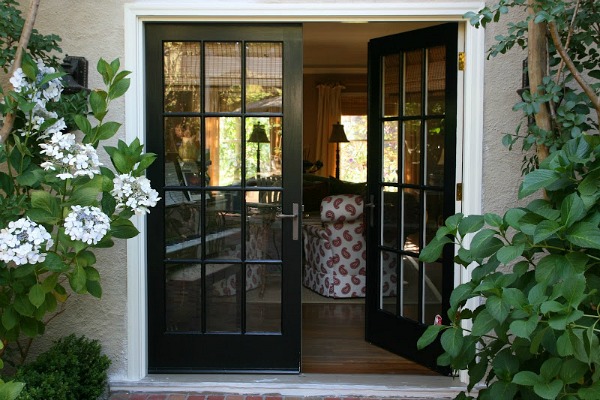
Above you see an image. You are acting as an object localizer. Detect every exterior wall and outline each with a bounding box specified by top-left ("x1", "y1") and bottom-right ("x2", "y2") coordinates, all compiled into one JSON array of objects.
[{"x1": 25, "y1": 0, "x2": 525, "y2": 381}]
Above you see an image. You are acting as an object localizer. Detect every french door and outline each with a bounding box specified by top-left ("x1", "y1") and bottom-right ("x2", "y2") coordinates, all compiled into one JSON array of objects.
[
  {"x1": 365, "y1": 23, "x2": 458, "y2": 374},
  {"x1": 145, "y1": 23, "x2": 303, "y2": 372}
]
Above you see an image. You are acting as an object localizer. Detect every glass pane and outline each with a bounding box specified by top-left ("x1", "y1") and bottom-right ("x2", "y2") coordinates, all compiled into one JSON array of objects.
[
  {"x1": 165, "y1": 202, "x2": 201, "y2": 259},
  {"x1": 401, "y1": 254, "x2": 420, "y2": 320},
  {"x1": 425, "y1": 190, "x2": 444, "y2": 246},
  {"x1": 426, "y1": 119, "x2": 445, "y2": 186},
  {"x1": 165, "y1": 117, "x2": 201, "y2": 165},
  {"x1": 245, "y1": 117, "x2": 281, "y2": 180},
  {"x1": 207, "y1": 263, "x2": 241, "y2": 332},
  {"x1": 424, "y1": 261, "x2": 443, "y2": 325},
  {"x1": 206, "y1": 190, "x2": 242, "y2": 260},
  {"x1": 206, "y1": 117, "x2": 242, "y2": 188},
  {"x1": 403, "y1": 189, "x2": 421, "y2": 251},
  {"x1": 403, "y1": 120, "x2": 421, "y2": 185},
  {"x1": 246, "y1": 43, "x2": 282, "y2": 113},
  {"x1": 381, "y1": 250, "x2": 398, "y2": 315},
  {"x1": 163, "y1": 42, "x2": 200, "y2": 113},
  {"x1": 382, "y1": 188, "x2": 399, "y2": 249},
  {"x1": 404, "y1": 49, "x2": 423, "y2": 116},
  {"x1": 246, "y1": 264, "x2": 281, "y2": 333},
  {"x1": 205, "y1": 42, "x2": 241, "y2": 112},
  {"x1": 382, "y1": 121, "x2": 399, "y2": 183},
  {"x1": 427, "y1": 46, "x2": 446, "y2": 115},
  {"x1": 165, "y1": 263, "x2": 202, "y2": 332},
  {"x1": 383, "y1": 53, "x2": 400, "y2": 117},
  {"x1": 246, "y1": 190, "x2": 282, "y2": 261}
]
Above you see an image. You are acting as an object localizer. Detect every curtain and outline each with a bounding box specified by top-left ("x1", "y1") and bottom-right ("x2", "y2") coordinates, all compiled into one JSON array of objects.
[{"x1": 315, "y1": 83, "x2": 343, "y2": 177}]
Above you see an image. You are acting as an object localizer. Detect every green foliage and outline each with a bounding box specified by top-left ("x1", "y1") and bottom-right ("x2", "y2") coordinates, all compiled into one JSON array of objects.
[
  {"x1": 0, "y1": 0, "x2": 62, "y2": 71},
  {"x1": 418, "y1": 1, "x2": 600, "y2": 399},
  {"x1": 14, "y1": 334, "x2": 110, "y2": 400}
]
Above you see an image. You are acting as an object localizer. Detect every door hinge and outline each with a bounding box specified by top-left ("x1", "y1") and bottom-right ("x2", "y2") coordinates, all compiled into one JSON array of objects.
[
  {"x1": 456, "y1": 183, "x2": 463, "y2": 201},
  {"x1": 458, "y1": 52, "x2": 466, "y2": 71}
]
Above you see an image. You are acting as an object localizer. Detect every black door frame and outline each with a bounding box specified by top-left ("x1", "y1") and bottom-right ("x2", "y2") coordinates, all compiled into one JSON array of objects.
[
  {"x1": 145, "y1": 23, "x2": 303, "y2": 373},
  {"x1": 365, "y1": 23, "x2": 459, "y2": 375}
]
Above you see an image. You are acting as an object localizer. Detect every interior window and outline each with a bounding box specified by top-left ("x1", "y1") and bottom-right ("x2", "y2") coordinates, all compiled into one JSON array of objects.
[{"x1": 339, "y1": 115, "x2": 367, "y2": 183}]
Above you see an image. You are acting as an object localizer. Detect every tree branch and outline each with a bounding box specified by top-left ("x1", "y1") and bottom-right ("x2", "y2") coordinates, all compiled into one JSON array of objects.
[
  {"x1": 0, "y1": 0, "x2": 41, "y2": 144},
  {"x1": 548, "y1": 21, "x2": 600, "y2": 121}
]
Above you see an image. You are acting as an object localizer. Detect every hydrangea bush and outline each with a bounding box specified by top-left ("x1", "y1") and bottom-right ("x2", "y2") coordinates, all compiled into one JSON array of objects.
[{"x1": 0, "y1": 54, "x2": 159, "y2": 366}]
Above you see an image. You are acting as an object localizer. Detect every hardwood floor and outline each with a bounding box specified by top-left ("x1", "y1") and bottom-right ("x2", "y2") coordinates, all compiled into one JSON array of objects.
[{"x1": 301, "y1": 303, "x2": 436, "y2": 375}]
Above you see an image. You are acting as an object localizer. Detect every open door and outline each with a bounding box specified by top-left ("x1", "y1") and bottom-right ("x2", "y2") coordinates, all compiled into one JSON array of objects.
[
  {"x1": 365, "y1": 23, "x2": 458, "y2": 374},
  {"x1": 145, "y1": 23, "x2": 303, "y2": 372}
]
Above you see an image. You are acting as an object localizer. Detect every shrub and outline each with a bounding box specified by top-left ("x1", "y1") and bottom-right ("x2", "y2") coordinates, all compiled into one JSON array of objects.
[{"x1": 14, "y1": 335, "x2": 110, "y2": 400}]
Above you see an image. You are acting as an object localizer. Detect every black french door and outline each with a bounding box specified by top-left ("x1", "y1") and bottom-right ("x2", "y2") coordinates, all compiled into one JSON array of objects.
[
  {"x1": 365, "y1": 23, "x2": 458, "y2": 374},
  {"x1": 145, "y1": 23, "x2": 303, "y2": 372}
]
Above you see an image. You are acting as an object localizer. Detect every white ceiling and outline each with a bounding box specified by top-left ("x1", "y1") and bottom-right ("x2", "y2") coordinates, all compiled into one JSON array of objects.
[{"x1": 302, "y1": 22, "x2": 442, "y2": 73}]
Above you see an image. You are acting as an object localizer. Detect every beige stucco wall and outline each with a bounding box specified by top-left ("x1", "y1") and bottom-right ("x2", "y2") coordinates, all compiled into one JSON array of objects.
[{"x1": 25, "y1": 0, "x2": 526, "y2": 380}]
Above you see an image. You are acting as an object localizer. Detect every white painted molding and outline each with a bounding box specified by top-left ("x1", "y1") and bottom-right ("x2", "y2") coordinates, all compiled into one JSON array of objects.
[{"x1": 123, "y1": 0, "x2": 486, "y2": 383}]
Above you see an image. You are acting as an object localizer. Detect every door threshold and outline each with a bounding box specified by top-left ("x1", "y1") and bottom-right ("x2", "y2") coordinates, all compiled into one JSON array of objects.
[{"x1": 110, "y1": 373, "x2": 468, "y2": 398}]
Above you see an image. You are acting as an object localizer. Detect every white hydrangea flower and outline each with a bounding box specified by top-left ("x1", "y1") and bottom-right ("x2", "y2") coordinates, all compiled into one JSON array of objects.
[
  {"x1": 19, "y1": 105, "x2": 65, "y2": 139},
  {"x1": 8, "y1": 60, "x2": 63, "y2": 108},
  {"x1": 64, "y1": 206, "x2": 111, "y2": 245},
  {"x1": 39, "y1": 131, "x2": 102, "y2": 179},
  {"x1": 0, "y1": 218, "x2": 54, "y2": 266},
  {"x1": 111, "y1": 174, "x2": 160, "y2": 215},
  {"x1": 9, "y1": 68, "x2": 27, "y2": 92}
]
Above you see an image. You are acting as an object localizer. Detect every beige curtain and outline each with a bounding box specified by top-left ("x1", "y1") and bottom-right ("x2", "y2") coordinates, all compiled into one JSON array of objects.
[{"x1": 315, "y1": 83, "x2": 343, "y2": 177}]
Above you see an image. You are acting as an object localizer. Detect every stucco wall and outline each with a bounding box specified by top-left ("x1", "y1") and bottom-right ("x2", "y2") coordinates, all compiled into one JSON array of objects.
[{"x1": 24, "y1": 0, "x2": 527, "y2": 380}]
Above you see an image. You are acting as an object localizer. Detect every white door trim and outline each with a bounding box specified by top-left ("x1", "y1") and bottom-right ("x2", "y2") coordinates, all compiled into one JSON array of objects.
[{"x1": 123, "y1": 1, "x2": 485, "y2": 382}]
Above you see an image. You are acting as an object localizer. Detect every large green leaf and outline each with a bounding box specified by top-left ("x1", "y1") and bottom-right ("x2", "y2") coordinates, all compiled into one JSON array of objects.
[
  {"x1": 492, "y1": 348, "x2": 519, "y2": 380},
  {"x1": 0, "y1": 380, "x2": 25, "y2": 400},
  {"x1": 561, "y1": 193, "x2": 587, "y2": 228},
  {"x1": 486, "y1": 295, "x2": 510, "y2": 323},
  {"x1": 510, "y1": 315, "x2": 538, "y2": 338},
  {"x1": 471, "y1": 309, "x2": 498, "y2": 336},
  {"x1": 559, "y1": 358, "x2": 589, "y2": 384},
  {"x1": 28, "y1": 284, "x2": 45, "y2": 308},
  {"x1": 533, "y1": 220, "x2": 561, "y2": 244},
  {"x1": 441, "y1": 326, "x2": 464, "y2": 357},
  {"x1": 535, "y1": 255, "x2": 568, "y2": 285},
  {"x1": 497, "y1": 243, "x2": 525, "y2": 264},
  {"x1": 110, "y1": 218, "x2": 140, "y2": 239},
  {"x1": 69, "y1": 265, "x2": 87, "y2": 293},
  {"x1": 419, "y1": 235, "x2": 452, "y2": 262},
  {"x1": 417, "y1": 324, "x2": 444, "y2": 350},
  {"x1": 513, "y1": 370, "x2": 542, "y2": 386},
  {"x1": 458, "y1": 215, "x2": 485, "y2": 237},
  {"x1": 488, "y1": 380, "x2": 518, "y2": 399},
  {"x1": 519, "y1": 169, "x2": 562, "y2": 199},
  {"x1": 566, "y1": 222, "x2": 600, "y2": 249},
  {"x1": 578, "y1": 380, "x2": 600, "y2": 399},
  {"x1": 533, "y1": 379, "x2": 564, "y2": 400},
  {"x1": 1, "y1": 307, "x2": 18, "y2": 330}
]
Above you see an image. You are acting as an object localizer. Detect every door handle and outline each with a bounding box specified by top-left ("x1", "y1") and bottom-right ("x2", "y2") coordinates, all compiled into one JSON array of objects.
[{"x1": 276, "y1": 202, "x2": 299, "y2": 240}]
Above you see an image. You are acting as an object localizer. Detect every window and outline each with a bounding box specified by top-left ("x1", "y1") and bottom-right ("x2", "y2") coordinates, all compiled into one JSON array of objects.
[{"x1": 339, "y1": 115, "x2": 367, "y2": 183}]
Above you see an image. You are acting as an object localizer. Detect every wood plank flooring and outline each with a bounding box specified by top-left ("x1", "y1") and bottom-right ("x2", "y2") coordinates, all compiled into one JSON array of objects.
[{"x1": 302, "y1": 303, "x2": 436, "y2": 375}]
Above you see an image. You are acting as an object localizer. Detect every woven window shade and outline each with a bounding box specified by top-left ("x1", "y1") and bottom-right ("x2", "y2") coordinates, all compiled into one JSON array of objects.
[{"x1": 341, "y1": 92, "x2": 367, "y2": 116}]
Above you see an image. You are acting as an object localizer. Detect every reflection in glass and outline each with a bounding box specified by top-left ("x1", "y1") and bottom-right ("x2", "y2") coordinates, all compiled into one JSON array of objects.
[
  {"x1": 403, "y1": 189, "x2": 421, "y2": 251},
  {"x1": 164, "y1": 200, "x2": 201, "y2": 259},
  {"x1": 382, "y1": 188, "x2": 399, "y2": 249},
  {"x1": 426, "y1": 119, "x2": 445, "y2": 187},
  {"x1": 425, "y1": 191, "x2": 444, "y2": 246},
  {"x1": 404, "y1": 49, "x2": 423, "y2": 116},
  {"x1": 401, "y1": 254, "x2": 420, "y2": 321},
  {"x1": 246, "y1": 190, "x2": 282, "y2": 261},
  {"x1": 403, "y1": 120, "x2": 421, "y2": 185},
  {"x1": 246, "y1": 264, "x2": 281, "y2": 333},
  {"x1": 381, "y1": 250, "x2": 398, "y2": 315},
  {"x1": 165, "y1": 263, "x2": 202, "y2": 332},
  {"x1": 207, "y1": 263, "x2": 242, "y2": 332},
  {"x1": 163, "y1": 42, "x2": 201, "y2": 113},
  {"x1": 205, "y1": 42, "x2": 242, "y2": 112},
  {"x1": 382, "y1": 121, "x2": 399, "y2": 183},
  {"x1": 206, "y1": 117, "x2": 241, "y2": 188},
  {"x1": 424, "y1": 261, "x2": 443, "y2": 324},
  {"x1": 205, "y1": 190, "x2": 242, "y2": 261},
  {"x1": 246, "y1": 43, "x2": 282, "y2": 113},
  {"x1": 245, "y1": 117, "x2": 282, "y2": 181},
  {"x1": 383, "y1": 54, "x2": 400, "y2": 117},
  {"x1": 165, "y1": 117, "x2": 201, "y2": 165},
  {"x1": 427, "y1": 46, "x2": 446, "y2": 115}
]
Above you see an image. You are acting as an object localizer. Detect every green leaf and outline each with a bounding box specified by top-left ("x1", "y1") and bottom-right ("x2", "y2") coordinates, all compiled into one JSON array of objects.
[
  {"x1": 533, "y1": 379, "x2": 563, "y2": 400},
  {"x1": 12, "y1": 264, "x2": 34, "y2": 279},
  {"x1": 561, "y1": 193, "x2": 586, "y2": 228},
  {"x1": 67, "y1": 186, "x2": 101, "y2": 207},
  {"x1": 484, "y1": 213, "x2": 504, "y2": 228},
  {"x1": 108, "y1": 77, "x2": 130, "y2": 100},
  {"x1": 74, "y1": 114, "x2": 92, "y2": 135},
  {"x1": 566, "y1": 222, "x2": 600, "y2": 249},
  {"x1": 471, "y1": 309, "x2": 498, "y2": 336},
  {"x1": 1, "y1": 307, "x2": 18, "y2": 330},
  {"x1": 513, "y1": 370, "x2": 542, "y2": 386},
  {"x1": 519, "y1": 169, "x2": 561, "y2": 199},
  {"x1": 496, "y1": 244, "x2": 524, "y2": 264},
  {"x1": 560, "y1": 358, "x2": 589, "y2": 385},
  {"x1": 0, "y1": 381, "x2": 25, "y2": 400},
  {"x1": 492, "y1": 348, "x2": 519, "y2": 379},
  {"x1": 96, "y1": 121, "x2": 122, "y2": 141},
  {"x1": 42, "y1": 252, "x2": 68, "y2": 272},
  {"x1": 450, "y1": 282, "x2": 476, "y2": 309},
  {"x1": 419, "y1": 235, "x2": 452, "y2": 262},
  {"x1": 533, "y1": 220, "x2": 561, "y2": 244},
  {"x1": 13, "y1": 294, "x2": 35, "y2": 317},
  {"x1": 535, "y1": 255, "x2": 568, "y2": 285},
  {"x1": 69, "y1": 265, "x2": 87, "y2": 293},
  {"x1": 504, "y1": 208, "x2": 527, "y2": 230},
  {"x1": 527, "y1": 199, "x2": 561, "y2": 220},
  {"x1": 510, "y1": 315, "x2": 538, "y2": 338},
  {"x1": 440, "y1": 327, "x2": 464, "y2": 358},
  {"x1": 110, "y1": 218, "x2": 140, "y2": 239},
  {"x1": 488, "y1": 380, "x2": 518, "y2": 399},
  {"x1": 579, "y1": 380, "x2": 600, "y2": 399},
  {"x1": 417, "y1": 324, "x2": 444, "y2": 349},
  {"x1": 540, "y1": 358, "x2": 562, "y2": 380},
  {"x1": 548, "y1": 310, "x2": 584, "y2": 331},
  {"x1": 486, "y1": 295, "x2": 510, "y2": 323},
  {"x1": 86, "y1": 280, "x2": 102, "y2": 298},
  {"x1": 470, "y1": 231, "x2": 504, "y2": 260},
  {"x1": 28, "y1": 284, "x2": 45, "y2": 308},
  {"x1": 458, "y1": 215, "x2": 485, "y2": 237},
  {"x1": 30, "y1": 190, "x2": 59, "y2": 216},
  {"x1": 89, "y1": 89, "x2": 107, "y2": 119}
]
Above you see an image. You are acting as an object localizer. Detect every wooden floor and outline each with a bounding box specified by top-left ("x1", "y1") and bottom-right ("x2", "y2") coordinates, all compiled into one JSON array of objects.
[{"x1": 301, "y1": 303, "x2": 436, "y2": 375}]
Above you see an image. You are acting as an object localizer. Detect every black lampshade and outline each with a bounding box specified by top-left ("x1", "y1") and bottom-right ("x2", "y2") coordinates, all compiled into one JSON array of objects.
[
  {"x1": 248, "y1": 123, "x2": 270, "y2": 143},
  {"x1": 329, "y1": 122, "x2": 349, "y2": 143}
]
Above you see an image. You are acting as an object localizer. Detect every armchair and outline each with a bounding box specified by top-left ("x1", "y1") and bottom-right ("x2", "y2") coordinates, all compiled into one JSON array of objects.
[{"x1": 302, "y1": 194, "x2": 367, "y2": 298}]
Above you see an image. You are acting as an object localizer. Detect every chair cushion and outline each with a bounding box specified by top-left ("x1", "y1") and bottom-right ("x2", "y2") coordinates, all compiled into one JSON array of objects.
[{"x1": 320, "y1": 194, "x2": 363, "y2": 223}]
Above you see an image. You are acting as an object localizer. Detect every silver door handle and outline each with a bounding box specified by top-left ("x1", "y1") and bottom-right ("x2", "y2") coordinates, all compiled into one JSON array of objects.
[{"x1": 276, "y1": 203, "x2": 299, "y2": 240}]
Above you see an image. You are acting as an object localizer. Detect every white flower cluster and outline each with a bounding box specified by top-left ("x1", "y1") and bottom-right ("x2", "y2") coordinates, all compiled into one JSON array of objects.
[
  {"x1": 9, "y1": 59, "x2": 63, "y2": 108},
  {"x1": 64, "y1": 206, "x2": 111, "y2": 245},
  {"x1": 0, "y1": 218, "x2": 54, "y2": 266},
  {"x1": 39, "y1": 132, "x2": 102, "y2": 179},
  {"x1": 111, "y1": 173, "x2": 161, "y2": 215}
]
